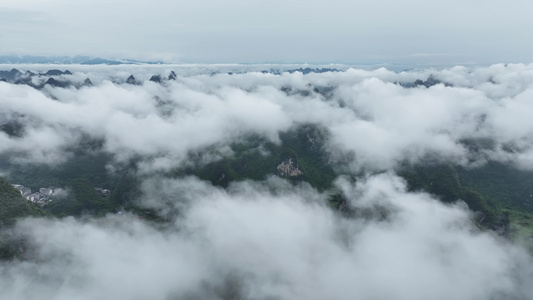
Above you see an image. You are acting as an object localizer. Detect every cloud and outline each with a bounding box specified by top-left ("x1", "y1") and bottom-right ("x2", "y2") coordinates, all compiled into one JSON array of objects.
[
  {"x1": 3, "y1": 64, "x2": 533, "y2": 171},
  {"x1": 7, "y1": 65, "x2": 533, "y2": 299},
  {"x1": 0, "y1": 174, "x2": 531, "y2": 299}
]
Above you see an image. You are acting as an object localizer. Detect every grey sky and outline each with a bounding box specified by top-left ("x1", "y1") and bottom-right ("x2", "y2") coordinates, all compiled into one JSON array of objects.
[{"x1": 1, "y1": 0, "x2": 532, "y2": 64}]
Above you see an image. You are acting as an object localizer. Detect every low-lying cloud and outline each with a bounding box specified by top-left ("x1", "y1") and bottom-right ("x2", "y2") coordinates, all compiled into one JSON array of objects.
[
  {"x1": 2, "y1": 64, "x2": 533, "y2": 299},
  {"x1": 2, "y1": 63, "x2": 533, "y2": 171},
  {"x1": 1, "y1": 174, "x2": 531, "y2": 299}
]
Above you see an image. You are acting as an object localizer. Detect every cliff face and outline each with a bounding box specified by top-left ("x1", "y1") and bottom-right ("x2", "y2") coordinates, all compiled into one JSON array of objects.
[
  {"x1": 277, "y1": 158, "x2": 303, "y2": 177},
  {"x1": 0, "y1": 177, "x2": 45, "y2": 227}
]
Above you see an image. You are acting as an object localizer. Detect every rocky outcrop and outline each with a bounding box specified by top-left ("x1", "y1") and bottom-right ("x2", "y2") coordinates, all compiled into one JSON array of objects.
[
  {"x1": 277, "y1": 158, "x2": 303, "y2": 176},
  {"x1": 43, "y1": 78, "x2": 69, "y2": 88},
  {"x1": 0, "y1": 68, "x2": 22, "y2": 81},
  {"x1": 149, "y1": 75, "x2": 162, "y2": 83},
  {"x1": 83, "y1": 78, "x2": 93, "y2": 86},
  {"x1": 126, "y1": 75, "x2": 139, "y2": 85},
  {"x1": 398, "y1": 75, "x2": 452, "y2": 88},
  {"x1": 168, "y1": 71, "x2": 177, "y2": 80},
  {"x1": 0, "y1": 68, "x2": 99, "y2": 90}
]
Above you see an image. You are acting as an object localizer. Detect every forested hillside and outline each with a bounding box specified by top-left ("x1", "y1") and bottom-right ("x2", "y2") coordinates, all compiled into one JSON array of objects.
[
  {"x1": 0, "y1": 177, "x2": 45, "y2": 226},
  {"x1": 2, "y1": 122, "x2": 531, "y2": 242},
  {"x1": 0, "y1": 177, "x2": 46, "y2": 260}
]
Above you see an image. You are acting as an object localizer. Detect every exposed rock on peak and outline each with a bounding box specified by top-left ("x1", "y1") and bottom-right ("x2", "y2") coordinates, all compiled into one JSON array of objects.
[
  {"x1": 0, "y1": 69, "x2": 23, "y2": 81},
  {"x1": 83, "y1": 78, "x2": 93, "y2": 86},
  {"x1": 149, "y1": 75, "x2": 162, "y2": 83},
  {"x1": 168, "y1": 71, "x2": 177, "y2": 80},
  {"x1": 277, "y1": 158, "x2": 303, "y2": 176},
  {"x1": 398, "y1": 75, "x2": 452, "y2": 88},
  {"x1": 126, "y1": 75, "x2": 139, "y2": 85},
  {"x1": 43, "y1": 78, "x2": 68, "y2": 88},
  {"x1": 9, "y1": 68, "x2": 22, "y2": 77}
]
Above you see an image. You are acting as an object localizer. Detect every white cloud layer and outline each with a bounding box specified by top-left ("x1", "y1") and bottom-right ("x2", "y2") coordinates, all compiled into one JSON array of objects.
[
  {"x1": 2, "y1": 64, "x2": 533, "y2": 170},
  {"x1": 0, "y1": 174, "x2": 531, "y2": 299},
  {"x1": 1, "y1": 64, "x2": 533, "y2": 299}
]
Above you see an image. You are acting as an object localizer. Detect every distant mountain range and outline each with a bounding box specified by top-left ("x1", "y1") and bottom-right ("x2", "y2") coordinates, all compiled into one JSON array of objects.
[
  {"x1": 0, "y1": 66, "x2": 448, "y2": 92},
  {"x1": 0, "y1": 55, "x2": 164, "y2": 65}
]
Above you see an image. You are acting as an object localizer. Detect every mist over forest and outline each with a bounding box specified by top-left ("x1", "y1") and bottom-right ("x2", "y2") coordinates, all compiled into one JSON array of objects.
[{"x1": 1, "y1": 63, "x2": 533, "y2": 299}]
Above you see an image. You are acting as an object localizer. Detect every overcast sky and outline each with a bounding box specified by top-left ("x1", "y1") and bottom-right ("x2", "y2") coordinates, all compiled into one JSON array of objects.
[{"x1": 1, "y1": 0, "x2": 532, "y2": 64}]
